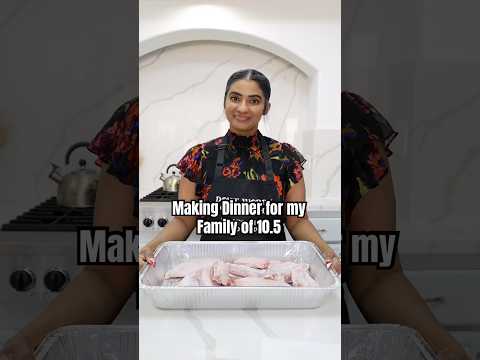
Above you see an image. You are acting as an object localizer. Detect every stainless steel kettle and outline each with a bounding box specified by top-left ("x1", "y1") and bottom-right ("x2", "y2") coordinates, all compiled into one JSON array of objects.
[
  {"x1": 49, "y1": 142, "x2": 99, "y2": 207},
  {"x1": 160, "y1": 164, "x2": 180, "y2": 192}
]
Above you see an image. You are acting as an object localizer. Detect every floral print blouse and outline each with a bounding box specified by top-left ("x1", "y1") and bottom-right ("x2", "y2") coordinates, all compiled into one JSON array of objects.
[
  {"x1": 177, "y1": 130, "x2": 306, "y2": 201},
  {"x1": 87, "y1": 97, "x2": 139, "y2": 216},
  {"x1": 342, "y1": 91, "x2": 398, "y2": 224},
  {"x1": 84, "y1": 93, "x2": 396, "y2": 224},
  {"x1": 341, "y1": 91, "x2": 398, "y2": 304}
]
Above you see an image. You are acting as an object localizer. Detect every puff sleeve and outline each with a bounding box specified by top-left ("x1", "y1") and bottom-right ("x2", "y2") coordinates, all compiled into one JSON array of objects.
[
  {"x1": 281, "y1": 143, "x2": 307, "y2": 195},
  {"x1": 87, "y1": 98, "x2": 139, "y2": 187},
  {"x1": 342, "y1": 91, "x2": 398, "y2": 215}
]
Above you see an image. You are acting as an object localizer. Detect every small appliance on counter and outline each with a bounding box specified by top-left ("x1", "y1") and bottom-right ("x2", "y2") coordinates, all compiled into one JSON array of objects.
[
  {"x1": 158, "y1": 164, "x2": 180, "y2": 193},
  {"x1": 48, "y1": 142, "x2": 98, "y2": 208}
]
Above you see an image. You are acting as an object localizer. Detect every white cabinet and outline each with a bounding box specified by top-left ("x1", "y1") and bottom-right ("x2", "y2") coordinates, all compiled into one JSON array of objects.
[
  {"x1": 309, "y1": 217, "x2": 341, "y2": 243},
  {"x1": 404, "y1": 270, "x2": 480, "y2": 325}
]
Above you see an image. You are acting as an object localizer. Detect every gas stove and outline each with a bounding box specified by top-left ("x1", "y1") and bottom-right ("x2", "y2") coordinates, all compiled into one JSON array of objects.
[
  {"x1": 140, "y1": 188, "x2": 177, "y2": 202},
  {"x1": 0, "y1": 197, "x2": 136, "y2": 346},
  {"x1": 1, "y1": 197, "x2": 94, "y2": 232},
  {"x1": 139, "y1": 187, "x2": 176, "y2": 231}
]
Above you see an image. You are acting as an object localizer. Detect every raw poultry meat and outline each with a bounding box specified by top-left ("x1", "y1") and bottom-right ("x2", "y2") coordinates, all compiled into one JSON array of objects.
[
  {"x1": 212, "y1": 261, "x2": 233, "y2": 286},
  {"x1": 164, "y1": 257, "x2": 319, "y2": 287},
  {"x1": 229, "y1": 263, "x2": 267, "y2": 278},
  {"x1": 177, "y1": 274, "x2": 200, "y2": 287},
  {"x1": 165, "y1": 258, "x2": 220, "y2": 279},
  {"x1": 267, "y1": 261, "x2": 309, "y2": 283},
  {"x1": 233, "y1": 257, "x2": 269, "y2": 269},
  {"x1": 177, "y1": 266, "x2": 215, "y2": 286},
  {"x1": 291, "y1": 265, "x2": 317, "y2": 287},
  {"x1": 233, "y1": 277, "x2": 291, "y2": 287},
  {"x1": 199, "y1": 266, "x2": 215, "y2": 286}
]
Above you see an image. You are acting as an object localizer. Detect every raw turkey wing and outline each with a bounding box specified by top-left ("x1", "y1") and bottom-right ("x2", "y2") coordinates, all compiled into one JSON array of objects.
[
  {"x1": 291, "y1": 266, "x2": 317, "y2": 287},
  {"x1": 165, "y1": 258, "x2": 220, "y2": 279},
  {"x1": 233, "y1": 257, "x2": 269, "y2": 269},
  {"x1": 229, "y1": 263, "x2": 267, "y2": 278},
  {"x1": 212, "y1": 261, "x2": 233, "y2": 286}
]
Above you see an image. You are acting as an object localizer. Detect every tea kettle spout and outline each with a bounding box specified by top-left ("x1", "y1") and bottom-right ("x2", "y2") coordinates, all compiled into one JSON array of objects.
[{"x1": 48, "y1": 162, "x2": 62, "y2": 184}]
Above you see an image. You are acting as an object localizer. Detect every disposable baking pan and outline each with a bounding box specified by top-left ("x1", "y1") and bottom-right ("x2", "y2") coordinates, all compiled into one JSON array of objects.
[
  {"x1": 342, "y1": 325, "x2": 436, "y2": 359},
  {"x1": 139, "y1": 241, "x2": 340, "y2": 309},
  {"x1": 35, "y1": 325, "x2": 138, "y2": 360}
]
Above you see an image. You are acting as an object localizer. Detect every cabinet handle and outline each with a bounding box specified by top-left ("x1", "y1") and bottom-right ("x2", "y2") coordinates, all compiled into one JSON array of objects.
[
  {"x1": 319, "y1": 229, "x2": 327, "y2": 233},
  {"x1": 425, "y1": 296, "x2": 445, "y2": 305}
]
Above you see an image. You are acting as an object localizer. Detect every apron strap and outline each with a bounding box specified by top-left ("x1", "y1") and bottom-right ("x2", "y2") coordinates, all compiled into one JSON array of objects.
[
  {"x1": 214, "y1": 135, "x2": 229, "y2": 179},
  {"x1": 259, "y1": 133, "x2": 274, "y2": 182},
  {"x1": 214, "y1": 132, "x2": 275, "y2": 181}
]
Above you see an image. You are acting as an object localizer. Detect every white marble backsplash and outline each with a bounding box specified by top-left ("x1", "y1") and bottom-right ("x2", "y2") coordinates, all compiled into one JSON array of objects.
[
  {"x1": 0, "y1": 0, "x2": 137, "y2": 225},
  {"x1": 140, "y1": 41, "x2": 340, "y2": 210},
  {"x1": 343, "y1": 0, "x2": 480, "y2": 253}
]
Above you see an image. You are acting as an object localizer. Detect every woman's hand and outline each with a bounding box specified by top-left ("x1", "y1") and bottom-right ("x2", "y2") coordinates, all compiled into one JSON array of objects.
[
  {"x1": 139, "y1": 244, "x2": 155, "y2": 271},
  {"x1": 323, "y1": 251, "x2": 341, "y2": 275},
  {"x1": 0, "y1": 335, "x2": 35, "y2": 360}
]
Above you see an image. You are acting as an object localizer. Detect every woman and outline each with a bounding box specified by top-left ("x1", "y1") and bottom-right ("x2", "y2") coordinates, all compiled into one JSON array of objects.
[
  {"x1": 342, "y1": 91, "x2": 470, "y2": 359},
  {"x1": 139, "y1": 69, "x2": 341, "y2": 272},
  {"x1": 0, "y1": 98, "x2": 139, "y2": 359}
]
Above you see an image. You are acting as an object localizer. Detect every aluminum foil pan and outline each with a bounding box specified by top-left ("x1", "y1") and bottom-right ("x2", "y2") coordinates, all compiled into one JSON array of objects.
[
  {"x1": 342, "y1": 325, "x2": 436, "y2": 360},
  {"x1": 35, "y1": 325, "x2": 138, "y2": 360},
  {"x1": 140, "y1": 241, "x2": 340, "y2": 309}
]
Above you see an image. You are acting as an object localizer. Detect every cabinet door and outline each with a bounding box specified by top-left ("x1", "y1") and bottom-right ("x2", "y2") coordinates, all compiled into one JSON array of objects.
[
  {"x1": 405, "y1": 270, "x2": 480, "y2": 325},
  {"x1": 309, "y1": 218, "x2": 341, "y2": 242}
]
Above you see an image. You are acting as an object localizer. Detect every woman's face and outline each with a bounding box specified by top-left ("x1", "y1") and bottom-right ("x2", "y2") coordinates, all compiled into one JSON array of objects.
[{"x1": 224, "y1": 79, "x2": 270, "y2": 136}]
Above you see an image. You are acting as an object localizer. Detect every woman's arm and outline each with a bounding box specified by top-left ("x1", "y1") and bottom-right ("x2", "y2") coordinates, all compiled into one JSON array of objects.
[
  {"x1": 348, "y1": 148, "x2": 469, "y2": 359},
  {"x1": 285, "y1": 178, "x2": 341, "y2": 273},
  {"x1": 139, "y1": 176, "x2": 198, "y2": 268},
  {"x1": 2, "y1": 166, "x2": 138, "y2": 356}
]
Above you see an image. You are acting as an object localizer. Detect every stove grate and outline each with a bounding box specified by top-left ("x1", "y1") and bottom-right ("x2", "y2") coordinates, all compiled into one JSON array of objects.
[
  {"x1": 139, "y1": 187, "x2": 177, "y2": 202},
  {"x1": 1, "y1": 197, "x2": 94, "y2": 232}
]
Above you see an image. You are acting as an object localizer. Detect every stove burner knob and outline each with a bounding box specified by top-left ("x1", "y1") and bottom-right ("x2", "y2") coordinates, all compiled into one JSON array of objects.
[
  {"x1": 10, "y1": 269, "x2": 36, "y2": 292},
  {"x1": 157, "y1": 218, "x2": 168, "y2": 227},
  {"x1": 143, "y1": 218, "x2": 154, "y2": 227},
  {"x1": 44, "y1": 269, "x2": 69, "y2": 292}
]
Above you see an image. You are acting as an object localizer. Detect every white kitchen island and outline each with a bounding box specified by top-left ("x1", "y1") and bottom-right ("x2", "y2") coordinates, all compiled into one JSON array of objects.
[
  {"x1": 139, "y1": 219, "x2": 342, "y2": 359},
  {"x1": 139, "y1": 287, "x2": 341, "y2": 360}
]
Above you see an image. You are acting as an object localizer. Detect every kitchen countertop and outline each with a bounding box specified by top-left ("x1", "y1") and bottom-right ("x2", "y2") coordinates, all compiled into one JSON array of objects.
[
  {"x1": 139, "y1": 287, "x2": 341, "y2": 360},
  {"x1": 138, "y1": 235, "x2": 341, "y2": 359}
]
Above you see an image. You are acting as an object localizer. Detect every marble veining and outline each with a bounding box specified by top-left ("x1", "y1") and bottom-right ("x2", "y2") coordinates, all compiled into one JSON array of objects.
[
  {"x1": 0, "y1": 0, "x2": 33, "y2": 34},
  {"x1": 276, "y1": 71, "x2": 301, "y2": 138},
  {"x1": 413, "y1": 88, "x2": 480, "y2": 152},
  {"x1": 243, "y1": 309, "x2": 278, "y2": 338},
  {"x1": 139, "y1": 49, "x2": 165, "y2": 70},
  {"x1": 429, "y1": 146, "x2": 480, "y2": 224},
  {"x1": 139, "y1": 289, "x2": 341, "y2": 360},
  {"x1": 140, "y1": 57, "x2": 236, "y2": 116},
  {"x1": 0, "y1": 0, "x2": 138, "y2": 224},
  {"x1": 140, "y1": 41, "x2": 340, "y2": 209},
  {"x1": 184, "y1": 310, "x2": 218, "y2": 359},
  {"x1": 322, "y1": 164, "x2": 341, "y2": 198},
  {"x1": 343, "y1": 2, "x2": 480, "y2": 252}
]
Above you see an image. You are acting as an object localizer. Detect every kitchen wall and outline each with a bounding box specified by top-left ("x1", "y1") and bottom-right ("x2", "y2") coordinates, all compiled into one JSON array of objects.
[
  {"x1": 0, "y1": 1, "x2": 137, "y2": 224},
  {"x1": 139, "y1": 0, "x2": 341, "y2": 210},
  {"x1": 343, "y1": 0, "x2": 480, "y2": 254}
]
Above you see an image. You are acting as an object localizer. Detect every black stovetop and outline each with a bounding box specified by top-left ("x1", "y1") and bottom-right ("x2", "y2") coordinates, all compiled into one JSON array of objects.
[
  {"x1": 1, "y1": 197, "x2": 94, "y2": 232},
  {"x1": 140, "y1": 187, "x2": 177, "y2": 202}
]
